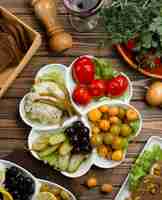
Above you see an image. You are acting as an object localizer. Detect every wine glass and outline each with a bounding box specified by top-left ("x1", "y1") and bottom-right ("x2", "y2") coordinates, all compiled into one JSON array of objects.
[{"x1": 64, "y1": 0, "x2": 105, "y2": 32}]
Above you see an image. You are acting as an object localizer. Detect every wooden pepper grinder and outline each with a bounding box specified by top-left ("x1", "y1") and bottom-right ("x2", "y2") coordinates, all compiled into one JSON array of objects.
[{"x1": 31, "y1": 0, "x2": 73, "y2": 53}]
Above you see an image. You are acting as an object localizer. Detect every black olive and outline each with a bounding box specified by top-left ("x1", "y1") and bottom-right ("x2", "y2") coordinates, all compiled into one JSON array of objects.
[
  {"x1": 73, "y1": 121, "x2": 84, "y2": 129},
  {"x1": 65, "y1": 127, "x2": 75, "y2": 137}
]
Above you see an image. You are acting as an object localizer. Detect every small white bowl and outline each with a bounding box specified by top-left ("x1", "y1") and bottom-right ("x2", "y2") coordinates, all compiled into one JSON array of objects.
[
  {"x1": 84, "y1": 99, "x2": 142, "y2": 169},
  {"x1": 0, "y1": 159, "x2": 40, "y2": 200},
  {"x1": 19, "y1": 63, "x2": 77, "y2": 131},
  {"x1": 65, "y1": 55, "x2": 133, "y2": 115},
  {"x1": 28, "y1": 117, "x2": 95, "y2": 178},
  {"x1": 38, "y1": 178, "x2": 77, "y2": 200}
]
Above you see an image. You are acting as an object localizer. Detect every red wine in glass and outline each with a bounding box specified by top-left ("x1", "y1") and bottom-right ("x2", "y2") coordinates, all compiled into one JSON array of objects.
[{"x1": 64, "y1": 0, "x2": 105, "y2": 32}]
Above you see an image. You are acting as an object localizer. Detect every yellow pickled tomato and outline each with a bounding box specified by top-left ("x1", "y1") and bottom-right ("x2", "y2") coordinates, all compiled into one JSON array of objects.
[{"x1": 88, "y1": 109, "x2": 102, "y2": 122}]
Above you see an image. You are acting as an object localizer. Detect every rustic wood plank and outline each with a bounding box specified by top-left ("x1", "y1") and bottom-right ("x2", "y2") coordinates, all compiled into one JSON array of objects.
[{"x1": 0, "y1": 0, "x2": 161, "y2": 200}]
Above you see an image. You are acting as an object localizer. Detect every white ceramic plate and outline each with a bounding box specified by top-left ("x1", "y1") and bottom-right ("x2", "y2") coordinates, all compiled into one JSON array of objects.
[
  {"x1": 28, "y1": 117, "x2": 95, "y2": 178},
  {"x1": 0, "y1": 159, "x2": 40, "y2": 200},
  {"x1": 37, "y1": 179, "x2": 77, "y2": 200},
  {"x1": 19, "y1": 64, "x2": 77, "y2": 131},
  {"x1": 84, "y1": 100, "x2": 143, "y2": 169},
  {"x1": 115, "y1": 136, "x2": 162, "y2": 200},
  {"x1": 0, "y1": 160, "x2": 77, "y2": 200},
  {"x1": 65, "y1": 55, "x2": 133, "y2": 115}
]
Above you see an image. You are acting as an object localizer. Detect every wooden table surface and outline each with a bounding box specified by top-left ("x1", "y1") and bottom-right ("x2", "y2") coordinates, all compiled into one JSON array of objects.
[{"x1": 1, "y1": 0, "x2": 162, "y2": 200}]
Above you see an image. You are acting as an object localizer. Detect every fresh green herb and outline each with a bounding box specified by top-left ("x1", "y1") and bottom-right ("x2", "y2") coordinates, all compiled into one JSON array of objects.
[
  {"x1": 101, "y1": 0, "x2": 162, "y2": 68},
  {"x1": 94, "y1": 58, "x2": 118, "y2": 79},
  {"x1": 101, "y1": 3, "x2": 144, "y2": 44},
  {"x1": 130, "y1": 120, "x2": 140, "y2": 135},
  {"x1": 128, "y1": 145, "x2": 162, "y2": 191}
]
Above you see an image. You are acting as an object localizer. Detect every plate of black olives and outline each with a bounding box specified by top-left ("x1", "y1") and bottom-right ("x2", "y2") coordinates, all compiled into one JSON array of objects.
[
  {"x1": 0, "y1": 160, "x2": 77, "y2": 200},
  {"x1": 0, "y1": 160, "x2": 39, "y2": 200}
]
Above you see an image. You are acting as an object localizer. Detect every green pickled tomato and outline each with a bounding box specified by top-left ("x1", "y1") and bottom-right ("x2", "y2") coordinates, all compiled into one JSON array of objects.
[
  {"x1": 110, "y1": 125, "x2": 121, "y2": 136},
  {"x1": 120, "y1": 124, "x2": 132, "y2": 137}
]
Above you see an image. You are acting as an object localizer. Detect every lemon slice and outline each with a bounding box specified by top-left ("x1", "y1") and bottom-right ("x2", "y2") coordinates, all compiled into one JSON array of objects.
[
  {"x1": 0, "y1": 187, "x2": 13, "y2": 200},
  {"x1": 36, "y1": 192, "x2": 57, "y2": 200}
]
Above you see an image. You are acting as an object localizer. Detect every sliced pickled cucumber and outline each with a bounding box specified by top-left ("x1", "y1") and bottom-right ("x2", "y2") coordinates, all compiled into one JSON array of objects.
[
  {"x1": 59, "y1": 141, "x2": 73, "y2": 156},
  {"x1": 40, "y1": 153, "x2": 57, "y2": 165},
  {"x1": 39, "y1": 144, "x2": 60, "y2": 158},
  {"x1": 32, "y1": 134, "x2": 50, "y2": 151},
  {"x1": 42, "y1": 152, "x2": 60, "y2": 170},
  {"x1": 68, "y1": 154, "x2": 86, "y2": 173},
  {"x1": 60, "y1": 190, "x2": 70, "y2": 200},
  {"x1": 49, "y1": 153, "x2": 59, "y2": 169},
  {"x1": 49, "y1": 133, "x2": 66, "y2": 146},
  {"x1": 58, "y1": 154, "x2": 71, "y2": 171},
  {"x1": 32, "y1": 143, "x2": 48, "y2": 152}
]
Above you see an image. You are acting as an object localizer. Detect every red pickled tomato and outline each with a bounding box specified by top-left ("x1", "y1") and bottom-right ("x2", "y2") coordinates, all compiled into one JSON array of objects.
[
  {"x1": 106, "y1": 75, "x2": 128, "y2": 97},
  {"x1": 72, "y1": 85, "x2": 92, "y2": 105},
  {"x1": 72, "y1": 56, "x2": 95, "y2": 84},
  {"x1": 89, "y1": 79, "x2": 106, "y2": 97}
]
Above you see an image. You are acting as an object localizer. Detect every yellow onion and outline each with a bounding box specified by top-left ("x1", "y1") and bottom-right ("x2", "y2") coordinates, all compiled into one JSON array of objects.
[{"x1": 146, "y1": 82, "x2": 162, "y2": 106}]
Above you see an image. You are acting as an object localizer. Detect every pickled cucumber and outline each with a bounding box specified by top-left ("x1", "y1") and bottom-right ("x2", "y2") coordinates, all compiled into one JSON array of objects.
[
  {"x1": 49, "y1": 133, "x2": 66, "y2": 145},
  {"x1": 59, "y1": 141, "x2": 73, "y2": 156},
  {"x1": 58, "y1": 154, "x2": 71, "y2": 171},
  {"x1": 49, "y1": 153, "x2": 59, "y2": 168},
  {"x1": 41, "y1": 153, "x2": 60, "y2": 170},
  {"x1": 32, "y1": 142, "x2": 48, "y2": 152},
  {"x1": 68, "y1": 154, "x2": 85, "y2": 173},
  {"x1": 39, "y1": 144, "x2": 60, "y2": 158},
  {"x1": 42, "y1": 153, "x2": 58, "y2": 166},
  {"x1": 32, "y1": 134, "x2": 50, "y2": 151}
]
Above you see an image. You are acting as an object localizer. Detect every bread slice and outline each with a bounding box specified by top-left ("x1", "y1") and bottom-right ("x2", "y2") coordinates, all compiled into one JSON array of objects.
[{"x1": 0, "y1": 33, "x2": 15, "y2": 71}]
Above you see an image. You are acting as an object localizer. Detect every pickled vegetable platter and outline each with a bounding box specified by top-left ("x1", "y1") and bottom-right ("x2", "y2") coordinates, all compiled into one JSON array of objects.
[{"x1": 19, "y1": 55, "x2": 142, "y2": 177}]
